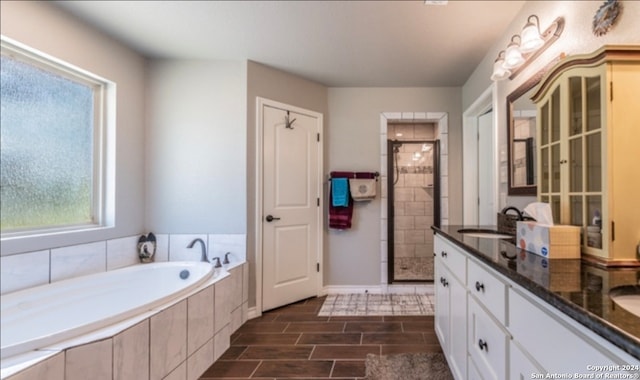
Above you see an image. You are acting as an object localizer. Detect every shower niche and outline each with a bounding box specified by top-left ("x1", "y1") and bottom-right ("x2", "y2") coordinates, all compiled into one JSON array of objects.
[{"x1": 387, "y1": 122, "x2": 440, "y2": 282}]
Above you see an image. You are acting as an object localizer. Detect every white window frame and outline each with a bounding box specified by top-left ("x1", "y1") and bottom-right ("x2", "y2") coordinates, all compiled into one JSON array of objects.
[{"x1": 0, "y1": 35, "x2": 115, "y2": 241}]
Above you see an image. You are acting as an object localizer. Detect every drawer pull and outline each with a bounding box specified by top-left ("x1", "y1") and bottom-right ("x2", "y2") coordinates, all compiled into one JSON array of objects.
[
  {"x1": 441, "y1": 251, "x2": 448, "y2": 258},
  {"x1": 475, "y1": 281, "x2": 485, "y2": 292},
  {"x1": 440, "y1": 277, "x2": 449, "y2": 287},
  {"x1": 478, "y1": 339, "x2": 488, "y2": 351}
]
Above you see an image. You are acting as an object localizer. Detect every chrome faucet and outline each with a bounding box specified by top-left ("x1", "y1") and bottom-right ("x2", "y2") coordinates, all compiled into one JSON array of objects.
[{"x1": 187, "y1": 238, "x2": 208, "y2": 263}]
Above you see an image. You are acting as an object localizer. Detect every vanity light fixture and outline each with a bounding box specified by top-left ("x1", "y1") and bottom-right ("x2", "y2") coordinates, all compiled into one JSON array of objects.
[
  {"x1": 490, "y1": 51, "x2": 511, "y2": 81},
  {"x1": 504, "y1": 35, "x2": 526, "y2": 69},
  {"x1": 520, "y1": 15, "x2": 545, "y2": 53},
  {"x1": 491, "y1": 15, "x2": 565, "y2": 81}
]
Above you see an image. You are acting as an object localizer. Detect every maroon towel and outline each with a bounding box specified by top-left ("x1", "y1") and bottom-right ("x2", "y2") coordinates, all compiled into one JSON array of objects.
[{"x1": 328, "y1": 171, "x2": 377, "y2": 229}]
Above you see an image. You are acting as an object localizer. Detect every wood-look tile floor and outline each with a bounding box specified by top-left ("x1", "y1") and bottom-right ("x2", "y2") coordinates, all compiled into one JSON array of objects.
[{"x1": 199, "y1": 296, "x2": 443, "y2": 380}]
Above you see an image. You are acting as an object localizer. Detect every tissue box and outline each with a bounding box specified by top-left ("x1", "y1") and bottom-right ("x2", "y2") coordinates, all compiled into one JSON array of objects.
[{"x1": 516, "y1": 221, "x2": 581, "y2": 259}]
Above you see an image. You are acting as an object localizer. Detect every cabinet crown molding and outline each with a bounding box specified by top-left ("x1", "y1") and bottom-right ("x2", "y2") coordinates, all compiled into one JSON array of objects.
[{"x1": 531, "y1": 44, "x2": 640, "y2": 103}]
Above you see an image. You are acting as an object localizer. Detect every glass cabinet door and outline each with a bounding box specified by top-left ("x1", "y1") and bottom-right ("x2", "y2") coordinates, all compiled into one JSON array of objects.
[
  {"x1": 538, "y1": 71, "x2": 604, "y2": 253},
  {"x1": 538, "y1": 86, "x2": 562, "y2": 224},
  {"x1": 566, "y1": 74, "x2": 603, "y2": 251}
]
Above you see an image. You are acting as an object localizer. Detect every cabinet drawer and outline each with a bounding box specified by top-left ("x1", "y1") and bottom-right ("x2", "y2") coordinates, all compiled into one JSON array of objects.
[
  {"x1": 434, "y1": 235, "x2": 467, "y2": 283},
  {"x1": 468, "y1": 296, "x2": 509, "y2": 380},
  {"x1": 467, "y1": 258, "x2": 507, "y2": 324}
]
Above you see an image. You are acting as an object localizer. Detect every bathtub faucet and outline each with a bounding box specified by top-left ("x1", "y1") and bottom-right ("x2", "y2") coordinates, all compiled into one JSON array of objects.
[{"x1": 187, "y1": 238, "x2": 208, "y2": 263}]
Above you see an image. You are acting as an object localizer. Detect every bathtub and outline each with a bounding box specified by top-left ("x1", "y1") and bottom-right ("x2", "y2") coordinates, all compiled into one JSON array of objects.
[{"x1": 1, "y1": 261, "x2": 215, "y2": 361}]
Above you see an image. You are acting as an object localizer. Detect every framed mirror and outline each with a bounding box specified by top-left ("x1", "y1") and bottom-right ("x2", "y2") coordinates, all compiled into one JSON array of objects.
[{"x1": 507, "y1": 77, "x2": 539, "y2": 195}]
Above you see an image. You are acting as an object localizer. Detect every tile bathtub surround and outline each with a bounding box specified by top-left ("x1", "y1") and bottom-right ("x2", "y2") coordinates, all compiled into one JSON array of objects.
[
  {"x1": 0, "y1": 250, "x2": 50, "y2": 294},
  {"x1": 4, "y1": 263, "x2": 249, "y2": 380},
  {"x1": 113, "y1": 320, "x2": 150, "y2": 380},
  {"x1": 65, "y1": 339, "x2": 113, "y2": 380},
  {"x1": 1, "y1": 233, "x2": 246, "y2": 295},
  {"x1": 51, "y1": 241, "x2": 107, "y2": 282},
  {"x1": 3, "y1": 352, "x2": 65, "y2": 380},
  {"x1": 209, "y1": 234, "x2": 247, "y2": 263}
]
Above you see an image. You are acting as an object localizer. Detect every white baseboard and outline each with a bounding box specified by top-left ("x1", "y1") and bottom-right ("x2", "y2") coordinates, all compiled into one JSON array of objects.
[
  {"x1": 247, "y1": 284, "x2": 435, "y2": 321},
  {"x1": 247, "y1": 306, "x2": 260, "y2": 320}
]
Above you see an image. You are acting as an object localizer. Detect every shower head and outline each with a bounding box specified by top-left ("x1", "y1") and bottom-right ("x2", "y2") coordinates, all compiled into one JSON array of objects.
[{"x1": 393, "y1": 140, "x2": 402, "y2": 153}]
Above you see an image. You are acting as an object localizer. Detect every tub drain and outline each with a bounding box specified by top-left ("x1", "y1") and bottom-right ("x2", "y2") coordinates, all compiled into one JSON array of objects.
[{"x1": 179, "y1": 269, "x2": 190, "y2": 280}]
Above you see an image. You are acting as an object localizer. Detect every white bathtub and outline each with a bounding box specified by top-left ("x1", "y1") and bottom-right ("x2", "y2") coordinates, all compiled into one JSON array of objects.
[{"x1": 1, "y1": 261, "x2": 215, "y2": 360}]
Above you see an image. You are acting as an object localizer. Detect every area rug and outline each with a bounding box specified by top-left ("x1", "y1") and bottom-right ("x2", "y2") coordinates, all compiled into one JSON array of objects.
[
  {"x1": 365, "y1": 352, "x2": 453, "y2": 380},
  {"x1": 318, "y1": 293, "x2": 434, "y2": 316}
]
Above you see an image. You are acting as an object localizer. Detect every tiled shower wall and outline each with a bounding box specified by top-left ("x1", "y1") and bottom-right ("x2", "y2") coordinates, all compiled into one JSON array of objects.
[
  {"x1": 379, "y1": 112, "x2": 449, "y2": 286},
  {"x1": 388, "y1": 135, "x2": 435, "y2": 281},
  {"x1": 0, "y1": 233, "x2": 246, "y2": 295}
]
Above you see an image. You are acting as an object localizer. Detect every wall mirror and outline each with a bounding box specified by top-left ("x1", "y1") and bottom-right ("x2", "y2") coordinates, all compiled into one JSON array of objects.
[{"x1": 507, "y1": 77, "x2": 539, "y2": 195}]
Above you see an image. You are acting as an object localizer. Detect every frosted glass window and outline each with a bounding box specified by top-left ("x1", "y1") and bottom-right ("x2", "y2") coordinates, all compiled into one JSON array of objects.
[{"x1": 1, "y1": 40, "x2": 106, "y2": 233}]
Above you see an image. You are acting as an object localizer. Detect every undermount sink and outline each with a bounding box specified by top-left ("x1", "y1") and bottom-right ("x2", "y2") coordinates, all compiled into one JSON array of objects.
[
  {"x1": 457, "y1": 228, "x2": 514, "y2": 239},
  {"x1": 609, "y1": 285, "x2": 640, "y2": 318}
]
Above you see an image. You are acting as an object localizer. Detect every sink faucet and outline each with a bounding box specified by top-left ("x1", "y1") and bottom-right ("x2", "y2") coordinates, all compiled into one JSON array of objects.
[
  {"x1": 211, "y1": 257, "x2": 222, "y2": 268},
  {"x1": 187, "y1": 238, "x2": 208, "y2": 262},
  {"x1": 223, "y1": 252, "x2": 231, "y2": 265},
  {"x1": 501, "y1": 206, "x2": 523, "y2": 221}
]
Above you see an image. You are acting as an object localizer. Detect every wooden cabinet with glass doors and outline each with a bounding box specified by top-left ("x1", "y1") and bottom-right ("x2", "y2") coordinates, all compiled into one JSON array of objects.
[{"x1": 531, "y1": 46, "x2": 640, "y2": 265}]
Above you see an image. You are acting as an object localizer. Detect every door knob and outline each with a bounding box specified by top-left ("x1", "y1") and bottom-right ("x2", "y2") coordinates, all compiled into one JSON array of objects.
[{"x1": 265, "y1": 215, "x2": 281, "y2": 222}]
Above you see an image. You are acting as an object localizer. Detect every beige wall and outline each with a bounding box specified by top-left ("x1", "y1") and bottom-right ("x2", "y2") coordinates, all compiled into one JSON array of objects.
[
  {"x1": 326, "y1": 87, "x2": 462, "y2": 285},
  {"x1": 0, "y1": 1, "x2": 147, "y2": 255},
  {"x1": 146, "y1": 60, "x2": 247, "y2": 233}
]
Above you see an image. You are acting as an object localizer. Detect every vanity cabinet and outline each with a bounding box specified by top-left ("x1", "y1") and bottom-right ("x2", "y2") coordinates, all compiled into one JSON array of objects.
[
  {"x1": 434, "y1": 236, "x2": 468, "y2": 380},
  {"x1": 434, "y1": 233, "x2": 639, "y2": 380},
  {"x1": 532, "y1": 46, "x2": 640, "y2": 263}
]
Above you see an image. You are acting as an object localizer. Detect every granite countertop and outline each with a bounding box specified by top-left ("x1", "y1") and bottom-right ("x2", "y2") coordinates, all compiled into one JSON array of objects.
[{"x1": 433, "y1": 225, "x2": 640, "y2": 361}]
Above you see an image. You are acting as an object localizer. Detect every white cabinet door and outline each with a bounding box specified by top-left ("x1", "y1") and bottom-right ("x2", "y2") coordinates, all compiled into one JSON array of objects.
[
  {"x1": 434, "y1": 239, "x2": 468, "y2": 380},
  {"x1": 468, "y1": 296, "x2": 509, "y2": 380},
  {"x1": 449, "y1": 270, "x2": 468, "y2": 380},
  {"x1": 510, "y1": 341, "x2": 545, "y2": 380},
  {"x1": 434, "y1": 256, "x2": 450, "y2": 353}
]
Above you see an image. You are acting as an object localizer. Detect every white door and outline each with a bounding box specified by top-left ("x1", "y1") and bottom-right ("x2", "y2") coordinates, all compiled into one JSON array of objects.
[
  {"x1": 262, "y1": 103, "x2": 321, "y2": 311},
  {"x1": 478, "y1": 111, "x2": 495, "y2": 225}
]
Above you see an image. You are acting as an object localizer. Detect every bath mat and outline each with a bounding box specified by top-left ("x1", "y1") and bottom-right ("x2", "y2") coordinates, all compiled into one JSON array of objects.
[
  {"x1": 318, "y1": 293, "x2": 434, "y2": 316},
  {"x1": 365, "y1": 352, "x2": 453, "y2": 380}
]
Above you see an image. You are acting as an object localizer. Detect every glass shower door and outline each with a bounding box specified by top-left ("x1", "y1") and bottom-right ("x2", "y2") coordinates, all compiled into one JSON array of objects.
[{"x1": 389, "y1": 141, "x2": 436, "y2": 282}]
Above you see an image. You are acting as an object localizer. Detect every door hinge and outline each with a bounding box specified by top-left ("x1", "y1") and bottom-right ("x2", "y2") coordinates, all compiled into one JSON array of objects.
[
  {"x1": 317, "y1": 133, "x2": 320, "y2": 142},
  {"x1": 317, "y1": 197, "x2": 320, "y2": 207},
  {"x1": 316, "y1": 262, "x2": 320, "y2": 272}
]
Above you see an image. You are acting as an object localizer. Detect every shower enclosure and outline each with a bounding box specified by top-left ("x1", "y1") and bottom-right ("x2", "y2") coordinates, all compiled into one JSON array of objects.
[{"x1": 387, "y1": 138, "x2": 440, "y2": 282}]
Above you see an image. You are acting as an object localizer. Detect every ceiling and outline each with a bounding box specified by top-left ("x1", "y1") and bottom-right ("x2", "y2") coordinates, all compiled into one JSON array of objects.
[{"x1": 54, "y1": 1, "x2": 526, "y2": 87}]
